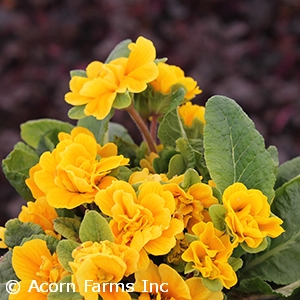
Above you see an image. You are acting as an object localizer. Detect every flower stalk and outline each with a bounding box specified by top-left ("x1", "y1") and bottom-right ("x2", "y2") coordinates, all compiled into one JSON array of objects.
[{"x1": 125, "y1": 103, "x2": 157, "y2": 154}]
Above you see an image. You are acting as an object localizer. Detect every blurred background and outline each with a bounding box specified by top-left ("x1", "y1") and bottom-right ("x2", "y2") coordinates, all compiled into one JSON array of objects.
[{"x1": 1, "y1": 0, "x2": 300, "y2": 228}]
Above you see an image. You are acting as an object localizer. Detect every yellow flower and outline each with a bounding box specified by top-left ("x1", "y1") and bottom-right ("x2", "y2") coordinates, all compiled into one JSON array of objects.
[
  {"x1": 18, "y1": 197, "x2": 59, "y2": 238},
  {"x1": 69, "y1": 240, "x2": 139, "y2": 300},
  {"x1": 164, "y1": 181, "x2": 219, "y2": 232},
  {"x1": 139, "y1": 152, "x2": 159, "y2": 173},
  {"x1": 186, "y1": 277, "x2": 224, "y2": 300},
  {"x1": 128, "y1": 168, "x2": 168, "y2": 185},
  {"x1": 150, "y1": 62, "x2": 202, "y2": 100},
  {"x1": 223, "y1": 182, "x2": 285, "y2": 248},
  {"x1": 182, "y1": 222, "x2": 237, "y2": 289},
  {"x1": 10, "y1": 239, "x2": 69, "y2": 300},
  {"x1": 65, "y1": 36, "x2": 158, "y2": 120},
  {"x1": 0, "y1": 226, "x2": 7, "y2": 249},
  {"x1": 26, "y1": 127, "x2": 129, "y2": 209},
  {"x1": 134, "y1": 260, "x2": 191, "y2": 300},
  {"x1": 134, "y1": 260, "x2": 223, "y2": 300},
  {"x1": 95, "y1": 181, "x2": 184, "y2": 270},
  {"x1": 110, "y1": 36, "x2": 159, "y2": 93},
  {"x1": 178, "y1": 102, "x2": 206, "y2": 127}
]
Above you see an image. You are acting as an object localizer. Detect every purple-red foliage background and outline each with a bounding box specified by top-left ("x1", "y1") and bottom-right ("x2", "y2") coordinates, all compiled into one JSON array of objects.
[{"x1": 1, "y1": 0, "x2": 300, "y2": 226}]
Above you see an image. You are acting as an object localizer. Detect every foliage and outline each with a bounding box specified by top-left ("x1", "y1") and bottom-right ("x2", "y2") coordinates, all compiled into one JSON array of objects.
[{"x1": 1, "y1": 36, "x2": 299, "y2": 300}]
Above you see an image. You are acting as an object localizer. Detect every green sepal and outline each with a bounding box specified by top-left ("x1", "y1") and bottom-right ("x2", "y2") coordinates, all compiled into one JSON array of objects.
[
  {"x1": 2, "y1": 142, "x2": 39, "y2": 201},
  {"x1": 68, "y1": 105, "x2": 87, "y2": 120},
  {"x1": 185, "y1": 233, "x2": 199, "y2": 243},
  {"x1": 48, "y1": 275, "x2": 83, "y2": 300},
  {"x1": 70, "y1": 70, "x2": 87, "y2": 78},
  {"x1": 112, "y1": 91, "x2": 132, "y2": 109},
  {"x1": 180, "y1": 168, "x2": 201, "y2": 191},
  {"x1": 4, "y1": 219, "x2": 44, "y2": 248},
  {"x1": 228, "y1": 256, "x2": 243, "y2": 272},
  {"x1": 54, "y1": 217, "x2": 81, "y2": 242},
  {"x1": 56, "y1": 240, "x2": 80, "y2": 273},
  {"x1": 20, "y1": 118, "x2": 74, "y2": 149},
  {"x1": 105, "y1": 39, "x2": 131, "y2": 63},
  {"x1": 209, "y1": 204, "x2": 227, "y2": 231},
  {"x1": 202, "y1": 277, "x2": 223, "y2": 292},
  {"x1": 240, "y1": 237, "x2": 268, "y2": 254},
  {"x1": 79, "y1": 210, "x2": 114, "y2": 243}
]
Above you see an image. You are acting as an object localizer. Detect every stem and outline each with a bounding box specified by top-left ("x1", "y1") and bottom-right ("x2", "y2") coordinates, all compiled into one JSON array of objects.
[
  {"x1": 150, "y1": 114, "x2": 158, "y2": 141},
  {"x1": 125, "y1": 103, "x2": 157, "y2": 154}
]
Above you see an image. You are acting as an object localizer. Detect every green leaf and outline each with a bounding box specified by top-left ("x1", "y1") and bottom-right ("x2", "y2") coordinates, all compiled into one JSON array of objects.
[
  {"x1": 48, "y1": 275, "x2": 83, "y2": 300},
  {"x1": 2, "y1": 142, "x2": 39, "y2": 201},
  {"x1": 77, "y1": 111, "x2": 113, "y2": 145},
  {"x1": 79, "y1": 210, "x2": 114, "y2": 243},
  {"x1": 20, "y1": 119, "x2": 74, "y2": 149},
  {"x1": 105, "y1": 39, "x2": 131, "y2": 63},
  {"x1": 152, "y1": 148, "x2": 178, "y2": 174},
  {"x1": 236, "y1": 277, "x2": 274, "y2": 295},
  {"x1": 203, "y1": 96, "x2": 276, "y2": 201},
  {"x1": 185, "y1": 233, "x2": 199, "y2": 243},
  {"x1": 108, "y1": 122, "x2": 135, "y2": 144},
  {"x1": 166, "y1": 154, "x2": 186, "y2": 179},
  {"x1": 21, "y1": 234, "x2": 59, "y2": 253},
  {"x1": 4, "y1": 219, "x2": 44, "y2": 248},
  {"x1": 241, "y1": 175, "x2": 300, "y2": 285},
  {"x1": 275, "y1": 156, "x2": 300, "y2": 190},
  {"x1": 0, "y1": 251, "x2": 18, "y2": 300},
  {"x1": 56, "y1": 240, "x2": 80, "y2": 273},
  {"x1": 70, "y1": 70, "x2": 87, "y2": 78},
  {"x1": 158, "y1": 108, "x2": 187, "y2": 148},
  {"x1": 176, "y1": 138, "x2": 196, "y2": 169},
  {"x1": 54, "y1": 218, "x2": 81, "y2": 242},
  {"x1": 0, "y1": 251, "x2": 18, "y2": 283},
  {"x1": 68, "y1": 105, "x2": 87, "y2": 120},
  {"x1": 112, "y1": 91, "x2": 132, "y2": 109},
  {"x1": 209, "y1": 204, "x2": 227, "y2": 231}
]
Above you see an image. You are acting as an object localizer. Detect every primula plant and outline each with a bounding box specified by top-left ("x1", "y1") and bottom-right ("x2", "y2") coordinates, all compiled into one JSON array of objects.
[{"x1": 1, "y1": 36, "x2": 300, "y2": 300}]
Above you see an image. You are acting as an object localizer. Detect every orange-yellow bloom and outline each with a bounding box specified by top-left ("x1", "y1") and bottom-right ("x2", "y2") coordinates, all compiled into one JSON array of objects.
[
  {"x1": 134, "y1": 260, "x2": 223, "y2": 300},
  {"x1": 182, "y1": 222, "x2": 237, "y2": 289},
  {"x1": 222, "y1": 182, "x2": 285, "y2": 248},
  {"x1": 18, "y1": 197, "x2": 59, "y2": 238},
  {"x1": 65, "y1": 36, "x2": 159, "y2": 120},
  {"x1": 164, "y1": 180, "x2": 219, "y2": 232},
  {"x1": 150, "y1": 62, "x2": 202, "y2": 101},
  {"x1": 10, "y1": 239, "x2": 69, "y2": 300},
  {"x1": 95, "y1": 181, "x2": 184, "y2": 270},
  {"x1": 128, "y1": 168, "x2": 168, "y2": 185},
  {"x1": 0, "y1": 226, "x2": 7, "y2": 249},
  {"x1": 26, "y1": 127, "x2": 129, "y2": 209},
  {"x1": 178, "y1": 101, "x2": 206, "y2": 127},
  {"x1": 69, "y1": 240, "x2": 139, "y2": 300}
]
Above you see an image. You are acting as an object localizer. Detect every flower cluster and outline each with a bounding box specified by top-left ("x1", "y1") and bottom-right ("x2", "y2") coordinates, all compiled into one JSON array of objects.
[{"x1": 1, "y1": 36, "x2": 291, "y2": 300}]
